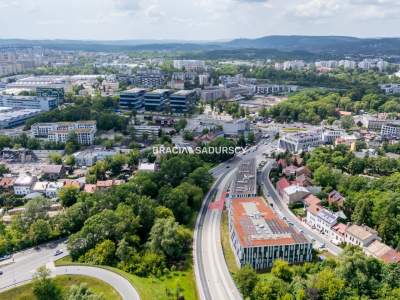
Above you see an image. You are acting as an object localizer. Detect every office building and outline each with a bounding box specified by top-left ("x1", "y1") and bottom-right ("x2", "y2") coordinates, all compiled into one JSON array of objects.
[
  {"x1": 227, "y1": 197, "x2": 312, "y2": 270},
  {"x1": 119, "y1": 88, "x2": 147, "y2": 110},
  {"x1": 36, "y1": 86, "x2": 64, "y2": 102},
  {"x1": 0, "y1": 108, "x2": 42, "y2": 128},
  {"x1": 229, "y1": 159, "x2": 257, "y2": 199},
  {"x1": 200, "y1": 87, "x2": 226, "y2": 101},
  {"x1": 169, "y1": 90, "x2": 196, "y2": 113},
  {"x1": 144, "y1": 89, "x2": 172, "y2": 111},
  {"x1": 0, "y1": 95, "x2": 58, "y2": 111},
  {"x1": 222, "y1": 118, "x2": 250, "y2": 136},
  {"x1": 279, "y1": 131, "x2": 323, "y2": 153}
]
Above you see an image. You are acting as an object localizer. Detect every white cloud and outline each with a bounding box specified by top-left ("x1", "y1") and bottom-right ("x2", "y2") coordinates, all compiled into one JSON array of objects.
[{"x1": 293, "y1": 0, "x2": 342, "y2": 18}]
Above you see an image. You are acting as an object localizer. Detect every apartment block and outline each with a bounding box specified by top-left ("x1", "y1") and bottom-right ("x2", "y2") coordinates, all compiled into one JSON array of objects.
[{"x1": 31, "y1": 121, "x2": 97, "y2": 145}]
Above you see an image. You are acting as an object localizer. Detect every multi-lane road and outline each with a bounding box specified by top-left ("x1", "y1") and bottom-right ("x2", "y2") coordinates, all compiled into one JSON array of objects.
[
  {"x1": 260, "y1": 161, "x2": 342, "y2": 256},
  {"x1": 0, "y1": 240, "x2": 140, "y2": 300},
  {"x1": 194, "y1": 140, "x2": 274, "y2": 300}
]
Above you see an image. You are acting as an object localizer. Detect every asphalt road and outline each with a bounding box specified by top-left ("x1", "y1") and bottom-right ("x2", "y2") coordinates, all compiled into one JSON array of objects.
[
  {"x1": 53, "y1": 266, "x2": 140, "y2": 300},
  {"x1": 194, "y1": 141, "x2": 274, "y2": 300},
  {"x1": 260, "y1": 161, "x2": 343, "y2": 256},
  {"x1": 0, "y1": 240, "x2": 140, "y2": 300}
]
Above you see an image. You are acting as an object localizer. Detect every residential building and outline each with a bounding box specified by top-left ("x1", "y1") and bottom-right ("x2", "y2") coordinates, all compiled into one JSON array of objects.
[
  {"x1": 227, "y1": 197, "x2": 312, "y2": 270},
  {"x1": 328, "y1": 190, "x2": 345, "y2": 208},
  {"x1": 134, "y1": 70, "x2": 165, "y2": 88},
  {"x1": 345, "y1": 224, "x2": 381, "y2": 248},
  {"x1": 276, "y1": 177, "x2": 291, "y2": 198},
  {"x1": 42, "y1": 165, "x2": 65, "y2": 180},
  {"x1": 362, "y1": 116, "x2": 388, "y2": 131},
  {"x1": 0, "y1": 95, "x2": 58, "y2": 111},
  {"x1": 303, "y1": 194, "x2": 321, "y2": 207},
  {"x1": 323, "y1": 128, "x2": 346, "y2": 144},
  {"x1": 169, "y1": 90, "x2": 197, "y2": 113},
  {"x1": 364, "y1": 240, "x2": 400, "y2": 264},
  {"x1": 379, "y1": 84, "x2": 400, "y2": 95},
  {"x1": 173, "y1": 60, "x2": 205, "y2": 71},
  {"x1": 119, "y1": 88, "x2": 147, "y2": 110},
  {"x1": 306, "y1": 204, "x2": 338, "y2": 235},
  {"x1": 330, "y1": 223, "x2": 347, "y2": 245},
  {"x1": 381, "y1": 122, "x2": 400, "y2": 138},
  {"x1": 73, "y1": 148, "x2": 118, "y2": 167},
  {"x1": 31, "y1": 121, "x2": 97, "y2": 145},
  {"x1": 138, "y1": 162, "x2": 156, "y2": 172},
  {"x1": 256, "y1": 84, "x2": 299, "y2": 95},
  {"x1": 144, "y1": 89, "x2": 172, "y2": 111},
  {"x1": 229, "y1": 159, "x2": 257, "y2": 198},
  {"x1": 45, "y1": 182, "x2": 63, "y2": 198},
  {"x1": 13, "y1": 174, "x2": 36, "y2": 195},
  {"x1": 279, "y1": 131, "x2": 323, "y2": 153},
  {"x1": 133, "y1": 125, "x2": 160, "y2": 140},
  {"x1": 282, "y1": 185, "x2": 310, "y2": 205}
]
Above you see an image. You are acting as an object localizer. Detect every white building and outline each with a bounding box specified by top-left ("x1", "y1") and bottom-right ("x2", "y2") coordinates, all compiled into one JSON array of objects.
[
  {"x1": 322, "y1": 127, "x2": 346, "y2": 144},
  {"x1": 133, "y1": 125, "x2": 160, "y2": 139},
  {"x1": 279, "y1": 131, "x2": 323, "y2": 153},
  {"x1": 222, "y1": 118, "x2": 250, "y2": 136},
  {"x1": 345, "y1": 224, "x2": 381, "y2": 248},
  {"x1": 31, "y1": 121, "x2": 97, "y2": 145},
  {"x1": 306, "y1": 205, "x2": 338, "y2": 235},
  {"x1": 73, "y1": 148, "x2": 118, "y2": 167},
  {"x1": 282, "y1": 185, "x2": 310, "y2": 205},
  {"x1": 381, "y1": 122, "x2": 400, "y2": 138},
  {"x1": 0, "y1": 95, "x2": 58, "y2": 111},
  {"x1": 379, "y1": 84, "x2": 400, "y2": 95},
  {"x1": 13, "y1": 174, "x2": 36, "y2": 195},
  {"x1": 173, "y1": 60, "x2": 205, "y2": 71}
]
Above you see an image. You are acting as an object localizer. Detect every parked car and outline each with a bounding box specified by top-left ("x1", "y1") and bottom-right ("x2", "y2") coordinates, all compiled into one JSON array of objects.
[{"x1": 54, "y1": 250, "x2": 63, "y2": 256}]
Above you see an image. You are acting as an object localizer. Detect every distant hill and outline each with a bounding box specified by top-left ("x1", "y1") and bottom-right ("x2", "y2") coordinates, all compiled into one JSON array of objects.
[
  {"x1": 2, "y1": 35, "x2": 400, "y2": 56},
  {"x1": 224, "y1": 35, "x2": 400, "y2": 55}
]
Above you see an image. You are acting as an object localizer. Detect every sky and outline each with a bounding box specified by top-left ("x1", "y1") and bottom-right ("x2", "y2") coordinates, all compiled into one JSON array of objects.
[{"x1": 0, "y1": 0, "x2": 400, "y2": 41}]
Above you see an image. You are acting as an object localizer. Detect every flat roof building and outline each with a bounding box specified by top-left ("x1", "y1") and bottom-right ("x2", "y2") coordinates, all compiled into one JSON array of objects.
[
  {"x1": 144, "y1": 89, "x2": 172, "y2": 112},
  {"x1": 228, "y1": 197, "x2": 312, "y2": 270},
  {"x1": 119, "y1": 88, "x2": 147, "y2": 111},
  {"x1": 169, "y1": 90, "x2": 196, "y2": 113},
  {"x1": 0, "y1": 95, "x2": 58, "y2": 112},
  {"x1": 279, "y1": 131, "x2": 323, "y2": 153},
  {"x1": 229, "y1": 159, "x2": 257, "y2": 198}
]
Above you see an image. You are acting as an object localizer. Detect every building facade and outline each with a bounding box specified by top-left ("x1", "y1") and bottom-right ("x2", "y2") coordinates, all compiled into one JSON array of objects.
[
  {"x1": 119, "y1": 88, "x2": 147, "y2": 110},
  {"x1": 228, "y1": 197, "x2": 312, "y2": 270}
]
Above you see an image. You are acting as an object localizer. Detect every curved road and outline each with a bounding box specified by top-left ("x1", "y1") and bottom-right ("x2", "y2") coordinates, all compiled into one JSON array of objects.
[
  {"x1": 53, "y1": 265, "x2": 140, "y2": 300},
  {"x1": 0, "y1": 240, "x2": 140, "y2": 300}
]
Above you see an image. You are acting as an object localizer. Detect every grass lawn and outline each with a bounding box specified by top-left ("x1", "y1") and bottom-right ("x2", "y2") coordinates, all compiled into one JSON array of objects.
[
  {"x1": 0, "y1": 275, "x2": 121, "y2": 300},
  {"x1": 55, "y1": 256, "x2": 198, "y2": 300},
  {"x1": 220, "y1": 211, "x2": 240, "y2": 275}
]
